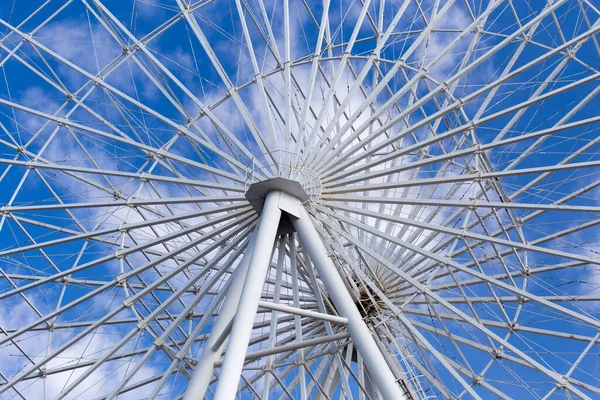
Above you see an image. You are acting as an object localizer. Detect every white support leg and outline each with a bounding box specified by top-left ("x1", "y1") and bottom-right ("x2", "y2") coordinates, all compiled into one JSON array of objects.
[
  {"x1": 291, "y1": 205, "x2": 407, "y2": 400},
  {"x1": 365, "y1": 368, "x2": 382, "y2": 400},
  {"x1": 182, "y1": 231, "x2": 257, "y2": 400},
  {"x1": 213, "y1": 190, "x2": 283, "y2": 399}
]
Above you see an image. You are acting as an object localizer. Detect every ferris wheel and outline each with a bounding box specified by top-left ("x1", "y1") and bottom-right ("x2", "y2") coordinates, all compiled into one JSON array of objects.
[{"x1": 0, "y1": 0, "x2": 599, "y2": 398}]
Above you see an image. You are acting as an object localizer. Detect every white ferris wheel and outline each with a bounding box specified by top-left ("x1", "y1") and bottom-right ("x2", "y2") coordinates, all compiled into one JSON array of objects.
[{"x1": 0, "y1": 0, "x2": 599, "y2": 399}]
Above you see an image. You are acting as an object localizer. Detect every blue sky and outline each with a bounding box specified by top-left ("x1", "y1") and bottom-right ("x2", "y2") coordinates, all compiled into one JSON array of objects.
[{"x1": 0, "y1": 0, "x2": 599, "y2": 398}]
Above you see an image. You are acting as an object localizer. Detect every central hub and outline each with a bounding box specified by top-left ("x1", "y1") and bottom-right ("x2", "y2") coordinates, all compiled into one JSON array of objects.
[
  {"x1": 245, "y1": 177, "x2": 310, "y2": 215},
  {"x1": 244, "y1": 151, "x2": 322, "y2": 209},
  {"x1": 245, "y1": 177, "x2": 310, "y2": 235}
]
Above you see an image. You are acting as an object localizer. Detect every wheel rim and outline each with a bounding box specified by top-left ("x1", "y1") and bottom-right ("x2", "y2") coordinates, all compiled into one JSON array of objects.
[{"x1": 0, "y1": 0, "x2": 599, "y2": 398}]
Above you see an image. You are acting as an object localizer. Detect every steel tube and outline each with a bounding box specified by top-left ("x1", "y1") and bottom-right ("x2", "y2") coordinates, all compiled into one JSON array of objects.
[
  {"x1": 212, "y1": 191, "x2": 283, "y2": 399},
  {"x1": 214, "y1": 332, "x2": 350, "y2": 367},
  {"x1": 182, "y1": 230, "x2": 258, "y2": 400},
  {"x1": 257, "y1": 301, "x2": 348, "y2": 325},
  {"x1": 291, "y1": 205, "x2": 407, "y2": 400}
]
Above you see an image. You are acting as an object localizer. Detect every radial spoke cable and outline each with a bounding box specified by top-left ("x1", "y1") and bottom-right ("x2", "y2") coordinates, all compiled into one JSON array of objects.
[{"x1": 0, "y1": 0, "x2": 599, "y2": 399}]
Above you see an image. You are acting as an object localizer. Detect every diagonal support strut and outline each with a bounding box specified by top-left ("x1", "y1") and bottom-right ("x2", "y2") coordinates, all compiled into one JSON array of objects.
[{"x1": 184, "y1": 179, "x2": 407, "y2": 400}]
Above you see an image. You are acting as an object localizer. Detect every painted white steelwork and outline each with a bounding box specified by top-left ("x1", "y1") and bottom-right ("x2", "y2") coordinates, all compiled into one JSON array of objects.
[
  {"x1": 203, "y1": 187, "x2": 406, "y2": 399},
  {"x1": 0, "y1": 0, "x2": 599, "y2": 399}
]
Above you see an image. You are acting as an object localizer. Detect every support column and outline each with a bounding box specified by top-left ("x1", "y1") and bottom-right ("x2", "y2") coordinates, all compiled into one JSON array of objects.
[
  {"x1": 365, "y1": 368, "x2": 382, "y2": 400},
  {"x1": 291, "y1": 205, "x2": 407, "y2": 400},
  {"x1": 213, "y1": 190, "x2": 283, "y2": 399},
  {"x1": 182, "y1": 232, "x2": 257, "y2": 400}
]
